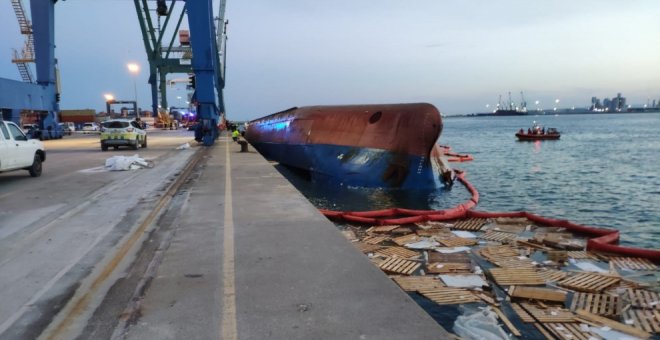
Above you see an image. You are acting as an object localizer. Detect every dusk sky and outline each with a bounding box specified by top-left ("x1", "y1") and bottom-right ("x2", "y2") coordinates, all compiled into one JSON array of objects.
[{"x1": 1, "y1": 0, "x2": 659, "y2": 120}]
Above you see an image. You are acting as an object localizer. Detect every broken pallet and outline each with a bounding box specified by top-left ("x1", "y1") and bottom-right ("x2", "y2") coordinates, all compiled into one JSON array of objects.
[
  {"x1": 378, "y1": 257, "x2": 420, "y2": 275},
  {"x1": 451, "y1": 218, "x2": 487, "y2": 231},
  {"x1": 390, "y1": 275, "x2": 445, "y2": 292},
  {"x1": 489, "y1": 268, "x2": 545, "y2": 286},
  {"x1": 558, "y1": 272, "x2": 620, "y2": 293},
  {"x1": 418, "y1": 287, "x2": 481, "y2": 305},
  {"x1": 570, "y1": 292, "x2": 621, "y2": 317}
]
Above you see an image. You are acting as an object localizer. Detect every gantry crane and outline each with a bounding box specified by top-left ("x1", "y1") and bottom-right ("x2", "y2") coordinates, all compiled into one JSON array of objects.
[
  {"x1": 134, "y1": 0, "x2": 227, "y2": 145},
  {"x1": 1, "y1": 0, "x2": 225, "y2": 145},
  {"x1": 0, "y1": 0, "x2": 62, "y2": 139}
]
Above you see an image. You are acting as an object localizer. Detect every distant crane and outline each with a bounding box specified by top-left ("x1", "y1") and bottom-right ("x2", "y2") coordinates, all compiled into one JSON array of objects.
[
  {"x1": 520, "y1": 91, "x2": 527, "y2": 112},
  {"x1": 0, "y1": 0, "x2": 63, "y2": 139}
]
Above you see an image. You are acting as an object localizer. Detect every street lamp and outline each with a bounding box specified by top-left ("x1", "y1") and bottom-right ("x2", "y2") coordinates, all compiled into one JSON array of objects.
[
  {"x1": 127, "y1": 63, "x2": 140, "y2": 117},
  {"x1": 104, "y1": 93, "x2": 114, "y2": 102}
]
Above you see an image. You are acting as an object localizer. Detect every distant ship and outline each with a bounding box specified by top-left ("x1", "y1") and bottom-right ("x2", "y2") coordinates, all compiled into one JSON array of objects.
[
  {"x1": 475, "y1": 91, "x2": 528, "y2": 116},
  {"x1": 493, "y1": 108, "x2": 527, "y2": 116},
  {"x1": 245, "y1": 103, "x2": 450, "y2": 189}
]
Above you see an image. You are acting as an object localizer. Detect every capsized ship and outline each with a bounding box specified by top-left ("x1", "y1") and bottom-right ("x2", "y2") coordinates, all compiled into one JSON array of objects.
[{"x1": 245, "y1": 103, "x2": 451, "y2": 189}]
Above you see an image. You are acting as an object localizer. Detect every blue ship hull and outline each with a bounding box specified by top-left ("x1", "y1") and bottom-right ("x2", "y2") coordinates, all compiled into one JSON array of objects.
[{"x1": 251, "y1": 142, "x2": 440, "y2": 189}]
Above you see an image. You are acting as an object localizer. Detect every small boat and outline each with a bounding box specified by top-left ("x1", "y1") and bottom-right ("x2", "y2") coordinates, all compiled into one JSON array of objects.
[{"x1": 515, "y1": 123, "x2": 560, "y2": 141}]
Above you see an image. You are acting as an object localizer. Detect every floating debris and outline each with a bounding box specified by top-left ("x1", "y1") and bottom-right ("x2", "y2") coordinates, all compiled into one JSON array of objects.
[{"x1": 338, "y1": 215, "x2": 659, "y2": 339}]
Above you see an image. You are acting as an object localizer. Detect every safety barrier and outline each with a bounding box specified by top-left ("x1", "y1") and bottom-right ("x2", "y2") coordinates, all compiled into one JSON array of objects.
[
  {"x1": 439, "y1": 145, "x2": 474, "y2": 162},
  {"x1": 320, "y1": 169, "x2": 660, "y2": 262}
]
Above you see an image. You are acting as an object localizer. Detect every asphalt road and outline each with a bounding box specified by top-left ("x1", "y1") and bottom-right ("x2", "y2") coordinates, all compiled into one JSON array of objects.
[{"x1": 0, "y1": 129, "x2": 198, "y2": 339}]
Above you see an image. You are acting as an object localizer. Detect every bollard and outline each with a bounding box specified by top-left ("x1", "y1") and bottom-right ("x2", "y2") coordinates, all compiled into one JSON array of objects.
[{"x1": 237, "y1": 140, "x2": 248, "y2": 152}]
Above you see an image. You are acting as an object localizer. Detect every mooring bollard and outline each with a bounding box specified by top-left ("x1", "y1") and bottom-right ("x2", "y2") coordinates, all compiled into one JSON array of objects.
[{"x1": 237, "y1": 140, "x2": 248, "y2": 152}]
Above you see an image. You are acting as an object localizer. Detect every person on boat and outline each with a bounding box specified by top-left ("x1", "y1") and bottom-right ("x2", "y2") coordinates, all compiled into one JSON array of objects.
[
  {"x1": 527, "y1": 128, "x2": 532, "y2": 134},
  {"x1": 519, "y1": 128, "x2": 524, "y2": 134},
  {"x1": 541, "y1": 127, "x2": 545, "y2": 134}
]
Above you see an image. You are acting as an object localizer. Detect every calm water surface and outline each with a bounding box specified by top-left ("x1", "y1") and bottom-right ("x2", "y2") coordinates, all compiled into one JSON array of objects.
[{"x1": 282, "y1": 113, "x2": 660, "y2": 249}]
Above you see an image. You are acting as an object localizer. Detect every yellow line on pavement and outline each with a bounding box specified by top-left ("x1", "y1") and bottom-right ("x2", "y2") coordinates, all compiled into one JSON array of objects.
[
  {"x1": 44, "y1": 148, "x2": 205, "y2": 340},
  {"x1": 221, "y1": 138, "x2": 238, "y2": 339}
]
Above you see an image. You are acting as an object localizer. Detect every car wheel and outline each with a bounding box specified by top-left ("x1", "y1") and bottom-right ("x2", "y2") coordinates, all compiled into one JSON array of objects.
[
  {"x1": 131, "y1": 138, "x2": 139, "y2": 150},
  {"x1": 141, "y1": 136, "x2": 147, "y2": 148},
  {"x1": 28, "y1": 154, "x2": 42, "y2": 177},
  {"x1": 101, "y1": 144, "x2": 108, "y2": 151}
]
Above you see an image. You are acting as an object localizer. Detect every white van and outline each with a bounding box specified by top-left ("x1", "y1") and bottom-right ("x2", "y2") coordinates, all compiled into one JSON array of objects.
[{"x1": 59, "y1": 122, "x2": 75, "y2": 135}]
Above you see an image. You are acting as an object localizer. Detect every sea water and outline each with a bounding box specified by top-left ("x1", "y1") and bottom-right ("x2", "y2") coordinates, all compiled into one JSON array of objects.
[{"x1": 279, "y1": 113, "x2": 659, "y2": 249}]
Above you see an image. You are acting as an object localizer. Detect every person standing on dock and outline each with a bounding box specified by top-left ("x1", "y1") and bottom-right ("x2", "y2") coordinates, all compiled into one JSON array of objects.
[{"x1": 232, "y1": 129, "x2": 240, "y2": 142}]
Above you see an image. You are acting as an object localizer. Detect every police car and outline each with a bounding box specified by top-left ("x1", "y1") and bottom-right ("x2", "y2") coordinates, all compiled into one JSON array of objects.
[{"x1": 99, "y1": 119, "x2": 147, "y2": 151}]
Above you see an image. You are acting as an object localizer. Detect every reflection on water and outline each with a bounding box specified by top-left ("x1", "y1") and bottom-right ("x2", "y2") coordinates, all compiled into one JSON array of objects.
[{"x1": 274, "y1": 113, "x2": 660, "y2": 249}]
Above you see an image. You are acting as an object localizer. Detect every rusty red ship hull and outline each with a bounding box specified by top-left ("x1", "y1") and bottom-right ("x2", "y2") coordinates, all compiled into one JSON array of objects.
[{"x1": 245, "y1": 103, "x2": 444, "y2": 188}]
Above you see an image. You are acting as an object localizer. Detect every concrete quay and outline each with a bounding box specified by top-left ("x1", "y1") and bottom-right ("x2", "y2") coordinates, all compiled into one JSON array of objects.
[{"x1": 116, "y1": 136, "x2": 449, "y2": 339}]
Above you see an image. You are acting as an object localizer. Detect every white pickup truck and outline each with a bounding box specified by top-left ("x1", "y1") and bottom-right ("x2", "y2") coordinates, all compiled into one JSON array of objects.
[{"x1": 0, "y1": 119, "x2": 46, "y2": 177}]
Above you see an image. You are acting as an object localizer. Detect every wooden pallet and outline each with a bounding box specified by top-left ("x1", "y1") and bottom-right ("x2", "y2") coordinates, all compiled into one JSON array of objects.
[
  {"x1": 428, "y1": 252, "x2": 471, "y2": 263},
  {"x1": 623, "y1": 289, "x2": 660, "y2": 309},
  {"x1": 437, "y1": 236, "x2": 478, "y2": 247},
  {"x1": 479, "y1": 245, "x2": 534, "y2": 268},
  {"x1": 558, "y1": 272, "x2": 620, "y2": 293},
  {"x1": 479, "y1": 245, "x2": 521, "y2": 264},
  {"x1": 391, "y1": 234, "x2": 421, "y2": 246},
  {"x1": 623, "y1": 308, "x2": 660, "y2": 333},
  {"x1": 416, "y1": 228, "x2": 453, "y2": 238},
  {"x1": 390, "y1": 275, "x2": 445, "y2": 291},
  {"x1": 537, "y1": 323, "x2": 603, "y2": 340},
  {"x1": 570, "y1": 293, "x2": 621, "y2": 317},
  {"x1": 376, "y1": 246, "x2": 420, "y2": 259},
  {"x1": 452, "y1": 218, "x2": 488, "y2": 231},
  {"x1": 362, "y1": 235, "x2": 390, "y2": 245},
  {"x1": 512, "y1": 303, "x2": 575, "y2": 323},
  {"x1": 418, "y1": 287, "x2": 481, "y2": 305},
  {"x1": 537, "y1": 269, "x2": 568, "y2": 283},
  {"x1": 353, "y1": 242, "x2": 383, "y2": 253},
  {"x1": 378, "y1": 257, "x2": 420, "y2": 275},
  {"x1": 509, "y1": 286, "x2": 568, "y2": 303},
  {"x1": 426, "y1": 262, "x2": 473, "y2": 274},
  {"x1": 489, "y1": 268, "x2": 545, "y2": 286},
  {"x1": 610, "y1": 257, "x2": 658, "y2": 271},
  {"x1": 366, "y1": 225, "x2": 400, "y2": 233},
  {"x1": 567, "y1": 251, "x2": 598, "y2": 260},
  {"x1": 479, "y1": 230, "x2": 519, "y2": 243}
]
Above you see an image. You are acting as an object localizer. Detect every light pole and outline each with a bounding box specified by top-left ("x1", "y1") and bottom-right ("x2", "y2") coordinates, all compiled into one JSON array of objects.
[{"x1": 127, "y1": 63, "x2": 140, "y2": 117}]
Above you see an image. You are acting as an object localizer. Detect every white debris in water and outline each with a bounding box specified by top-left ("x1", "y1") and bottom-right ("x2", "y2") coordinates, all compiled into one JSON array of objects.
[
  {"x1": 105, "y1": 154, "x2": 151, "y2": 171},
  {"x1": 434, "y1": 246, "x2": 471, "y2": 253},
  {"x1": 405, "y1": 239, "x2": 440, "y2": 249},
  {"x1": 451, "y1": 230, "x2": 477, "y2": 238},
  {"x1": 440, "y1": 274, "x2": 488, "y2": 288},
  {"x1": 570, "y1": 259, "x2": 609, "y2": 273}
]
